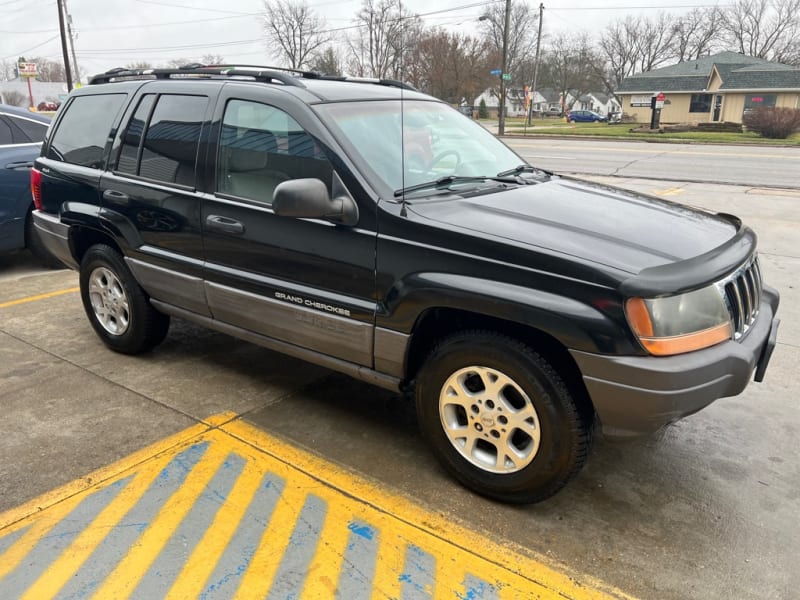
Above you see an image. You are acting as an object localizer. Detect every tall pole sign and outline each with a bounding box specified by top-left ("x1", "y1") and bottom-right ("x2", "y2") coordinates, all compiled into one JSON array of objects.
[{"x1": 18, "y1": 62, "x2": 37, "y2": 108}]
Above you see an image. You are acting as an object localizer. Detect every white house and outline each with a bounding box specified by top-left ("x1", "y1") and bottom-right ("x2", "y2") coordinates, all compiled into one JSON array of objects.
[{"x1": 574, "y1": 93, "x2": 621, "y2": 116}]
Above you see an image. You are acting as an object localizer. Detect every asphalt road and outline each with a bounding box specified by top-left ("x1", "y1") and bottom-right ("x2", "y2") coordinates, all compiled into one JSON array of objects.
[
  {"x1": 2, "y1": 173, "x2": 798, "y2": 600},
  {"x1": 504, "y1": 137, "x2": 800, "y2": 189}
]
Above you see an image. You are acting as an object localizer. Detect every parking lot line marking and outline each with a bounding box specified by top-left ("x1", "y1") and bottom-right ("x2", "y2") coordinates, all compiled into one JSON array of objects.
[
  {"x1": 0, "y1": 287, "x2": 79, "y2": 309},
  {"x1": 0, "y1": 414, "x2": 635, "y2": 600}
]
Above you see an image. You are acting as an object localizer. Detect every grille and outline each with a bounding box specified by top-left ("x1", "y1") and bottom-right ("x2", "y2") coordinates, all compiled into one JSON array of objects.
[{"x1": 722, "y1": 256, "x2": 762, "y2": 339}]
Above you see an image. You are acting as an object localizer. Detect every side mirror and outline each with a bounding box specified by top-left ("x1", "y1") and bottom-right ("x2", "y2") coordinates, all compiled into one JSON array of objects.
[{"x1": 272, "y1": 178, "x2": 358, "y2": 226}]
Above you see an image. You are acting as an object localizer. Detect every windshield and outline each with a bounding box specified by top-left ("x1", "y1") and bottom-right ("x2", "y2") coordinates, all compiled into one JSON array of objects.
[{"x1": 315, "y1": 100, "x2": 525, "y2": 196}]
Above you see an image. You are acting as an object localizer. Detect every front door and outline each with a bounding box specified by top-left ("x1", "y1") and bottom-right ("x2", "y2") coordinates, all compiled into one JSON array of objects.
[
  {"x1": 200, "y1": 84, "x2": 378, "y2": 366},
  {"x1": 713, "y1": 95, "x2": 723, "y2": 121}
]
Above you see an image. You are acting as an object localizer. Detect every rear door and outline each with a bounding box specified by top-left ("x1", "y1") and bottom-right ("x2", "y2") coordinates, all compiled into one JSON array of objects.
[
  {"x1": 101, "y1": 82, "x2": 219, "y2": 316},
  {"x1": 200, "y1": 83, "x2": 378, "y2": 366}
]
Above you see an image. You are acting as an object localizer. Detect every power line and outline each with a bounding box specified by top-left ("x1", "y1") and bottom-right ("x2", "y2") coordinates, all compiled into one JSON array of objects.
[{"x1": 1, "y1": 34, "x2": 61, "y2": 60}]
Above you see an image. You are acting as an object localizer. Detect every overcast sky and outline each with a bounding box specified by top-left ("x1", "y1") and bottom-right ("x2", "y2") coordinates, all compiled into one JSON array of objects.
[{"x1": 1, "y1": 0, "x2": 727, "y2": 82}]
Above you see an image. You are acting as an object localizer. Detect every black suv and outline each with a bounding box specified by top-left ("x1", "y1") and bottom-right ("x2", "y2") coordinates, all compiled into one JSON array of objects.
[{"x1": 32, "y1": 66, "x2": 779, "y2": 503}]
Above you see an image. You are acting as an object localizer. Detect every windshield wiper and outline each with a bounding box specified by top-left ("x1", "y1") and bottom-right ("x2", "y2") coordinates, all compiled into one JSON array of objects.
[
  {"x1": 394, "y1": 175, "x2": 494, "y2": 197},
  {"x1": 496, "y1": 164, "x2": 541, "y2": 178}
]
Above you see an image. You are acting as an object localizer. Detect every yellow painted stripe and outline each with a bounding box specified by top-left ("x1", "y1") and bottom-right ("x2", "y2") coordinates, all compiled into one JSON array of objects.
[
  {"x1": 0, "y1": 287, "x2": 79, "y2": 309},
  {"x1": 222, "y1": 419, "x2": 635, "y2": 600},
  {"x1": 90, "y1": 441, "x2": 233, "y2": 600},
  {"x1": 164, "y1": 458, "x2": 265, "y2": 600},
  {"x1": 368, "y1": 516, "x2": 406, "y2": 600},
  {"x1": 16, "y1": 450, "x2": 181, "y2": 600},
  {"x1": 231, "y1": 482, "x2": 308, "y2": 600},
  {"x1": 298, "y1": 501, "x2": 353, "y2": 599}
]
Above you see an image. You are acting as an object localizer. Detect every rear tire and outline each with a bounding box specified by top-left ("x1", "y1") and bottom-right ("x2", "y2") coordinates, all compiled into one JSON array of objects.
[
  {"x1": 415, "y1": 331, "x2": 592, "y2": 503},
  {"x1": 79, "y1": 244, "x2": 169, "y2": 354}
]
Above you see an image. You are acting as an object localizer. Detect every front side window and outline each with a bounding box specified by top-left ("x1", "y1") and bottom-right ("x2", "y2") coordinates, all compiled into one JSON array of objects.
[
  {"x1": 689, "y1": 94, "x2": 712, "y2": 113},
  {"x1": 217, "y1": 99, "x2": 332, "y2": 204},
  {"x1": 138, "y1": 94, "x2": 207, "y2": 187},
  {"x1": 47, "y1": 94, "x2": 126, "y2": 168}
]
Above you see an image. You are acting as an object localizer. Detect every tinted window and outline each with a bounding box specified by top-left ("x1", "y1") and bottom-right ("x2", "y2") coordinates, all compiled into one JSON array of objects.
[
  {"x1": 139, "y1": 94, "x2": 207, "y2": 187},
  {"x1": 0, "y1": 117, "x2": 12, "y2": 145},
  {"x1": 117, "y1": 94, "x2": 156, "y2": 175},
  {"x1": 217, "y1": 99, "x2": 332, "y2": 204},
  {"x1": 689, "y1": 94, "x2": 712, "y2": 113},
  {"x1": 11, "y1": 115, "x2": 47, "y2": 142},
  {"x1": 47, "y1": 94, "x2": 126, "y2": 168}
]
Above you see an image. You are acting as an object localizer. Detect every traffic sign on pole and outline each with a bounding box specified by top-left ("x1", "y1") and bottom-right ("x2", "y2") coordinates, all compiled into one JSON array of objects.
[
  {"x1": 490, "y1": 69, "x2": 501, "y2": 76},
  {"x1": 502, "y1": 73, "x2": 511, "y2": 81}
]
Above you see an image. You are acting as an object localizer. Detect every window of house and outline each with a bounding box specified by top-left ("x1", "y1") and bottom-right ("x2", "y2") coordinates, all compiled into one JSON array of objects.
[
  {"x1": 47, "y1": 94, "x2": 126, "y2": 168},
  {"x1": 138, "y1": 94, "x2": 208, "y2": 187},
  {"x1": 744, "y1": 94, "x2": 777, "y2": 110},
  {"x1": 217, "y1": 99, "x2": 332, "y2": 204},
  {"x1": 689, "y1": 94, "x2": 712, "y2": 113}
]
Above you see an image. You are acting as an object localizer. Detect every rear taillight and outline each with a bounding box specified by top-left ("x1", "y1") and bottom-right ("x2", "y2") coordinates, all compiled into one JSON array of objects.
[{"x1": 30, "y1": 167, "x2": 42, "y2": 211}]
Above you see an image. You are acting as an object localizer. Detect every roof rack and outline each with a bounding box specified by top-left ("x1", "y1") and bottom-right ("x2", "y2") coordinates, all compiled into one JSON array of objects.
[
  {"x1": 88, "y1": 63, "x2": 416, "y2": 91},
  {"x1": 318, "y1": 75, "x2": 416, "y2": 91},
  {"x1": 88, "y1": 64, "x2": 314, "y2": 86}
]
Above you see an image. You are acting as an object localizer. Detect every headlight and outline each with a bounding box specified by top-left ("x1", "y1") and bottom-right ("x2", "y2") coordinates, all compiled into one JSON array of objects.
[{"x1": 625, "y1": 285, "x2": 732, "y2": 356}]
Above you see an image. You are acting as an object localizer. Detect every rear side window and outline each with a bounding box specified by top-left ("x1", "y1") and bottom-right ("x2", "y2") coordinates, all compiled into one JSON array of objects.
[
  {"x1": 138, "y1": 94, "x2": 207, "y2": 187},
  {"x1": 11, "y1": 115, "x2": 47, "y2": 142},
  {"x1": 47, "y1": 94, "x2": 126, "y2": 168},
  {"x1": 0, "y1": 117, "x2": 13, "y2": 145},
  {"x1": 117, "y1": 94, "x2": 156, "y2": 175}
]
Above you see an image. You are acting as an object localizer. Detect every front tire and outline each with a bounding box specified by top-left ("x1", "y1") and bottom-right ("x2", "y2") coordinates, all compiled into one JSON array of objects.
[
  {"x1": 415, "y1": 331, "x2": 592, "y2": 503},
  {"x1": 79, "y1": 244, "x2": 169, "y2": 354}
]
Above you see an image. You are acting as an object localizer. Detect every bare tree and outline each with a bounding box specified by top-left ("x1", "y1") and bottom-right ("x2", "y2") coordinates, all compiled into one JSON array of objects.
[
  {"x1": 201, "y1": 54, "x2": 227, "y2": 66},
  {"x1": 672, "y1": 7, "x2": 723, "y2": 62},
  {"x1": 405, "y1": 29, "x2": 494, "y2": 104},
  {"x1": 598, "y1": 14, "x2": 675, "y2": 95},
  {"x1": 125, "y1": 61, "x2": 154, "y2": 70},
  {"x1": 1, "y1": 90, "x2": 27, "y2": 107},
  {"x1": 0, "y1": 59, "x2": 18, "y2": 81},
  {"x1": 478, "y1": 0, "x2": 538, "y2": 84},
  {"x1": 262, "y1": 0, "x2": 330, "y2": 69},
  {"x1": 309, "y1": 46, "x2": 343, "y2": 76},
  {"x1": 720, "y1": 0, "x2": 800, "y2": 63},
  {"x1": 20, "y1": 58, "x2": 68, "y2": 82},
  {"x1": 540, "y1": 33, "x2": 605, "y2": 111},
  {"x1": 347, "y1": 0, "x2": 419, "y2": 79}
]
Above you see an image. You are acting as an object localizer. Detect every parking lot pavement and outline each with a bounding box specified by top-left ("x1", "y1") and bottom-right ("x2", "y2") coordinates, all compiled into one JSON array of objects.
[
  {"x1": 0, "y1": 178, "x2": 798, "y2": 600},
  {"x1": 0, "y1": 414, "x2": 626, "y2": 600}
]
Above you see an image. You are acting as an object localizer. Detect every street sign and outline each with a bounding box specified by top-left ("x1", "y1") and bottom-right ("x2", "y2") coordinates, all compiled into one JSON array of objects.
[
  {"x1": 18, "y1": 62, "x2": 37, "y2": 78},
  {"x1": 490, "y1": 69, "x2": 501, "y2": 76},
  {"x1": 502, "y1": 73, "x2": 511, "y2": 80}
]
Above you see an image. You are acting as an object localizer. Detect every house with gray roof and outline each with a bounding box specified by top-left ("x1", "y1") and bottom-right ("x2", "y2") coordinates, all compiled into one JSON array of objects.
[{"x1": 616, "y1": 51, "x2": 800, "y2": 124}]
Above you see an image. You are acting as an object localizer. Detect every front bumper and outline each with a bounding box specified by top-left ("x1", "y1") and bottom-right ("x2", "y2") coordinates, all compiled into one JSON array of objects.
[
  {"x1": 570, "y1": 285, "x2": 780, "y2": 439},
  {"x1": 31, "y1": 210, "x2": 78, "y2": 270}
]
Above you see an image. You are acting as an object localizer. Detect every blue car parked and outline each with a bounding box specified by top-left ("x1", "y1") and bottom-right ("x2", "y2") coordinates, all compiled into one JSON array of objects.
[
  {"x1": 566, "y1": 110, "x2": 607, "y2": 123},
  {"x1": 0, "y1": 104, "x2": 58, "y2": 265}
]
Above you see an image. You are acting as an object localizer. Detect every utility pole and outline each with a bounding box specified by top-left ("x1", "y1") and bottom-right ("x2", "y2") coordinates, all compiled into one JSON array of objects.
[
  {"x1": 56, "y1": 0, "x2": 73, "y2": 91},
  {"x1": 64, "y1": 0, "x2": 80, "y2": 86},
  {"x1": 498, "y1": 0, "x2": 511, "y2": 136},
  {"x1": 526, "y1": 3, "x2": 544, "y2": 126}
]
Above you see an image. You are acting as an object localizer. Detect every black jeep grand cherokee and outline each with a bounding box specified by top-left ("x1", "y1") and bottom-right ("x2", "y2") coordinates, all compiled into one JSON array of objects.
[{"x1": 32, "y1": 65, "x2": 779, "y2": 503}]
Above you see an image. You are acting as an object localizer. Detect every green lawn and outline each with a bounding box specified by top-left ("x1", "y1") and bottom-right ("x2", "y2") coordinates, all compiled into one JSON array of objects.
[{"x1": 487, "y1": 119, "x2": 800, "y2": 146}]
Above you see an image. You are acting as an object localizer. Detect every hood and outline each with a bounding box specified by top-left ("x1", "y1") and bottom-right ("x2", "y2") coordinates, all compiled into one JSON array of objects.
[{"x1": 407, "y1": 177, "x2": 739, "y2": 276}]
